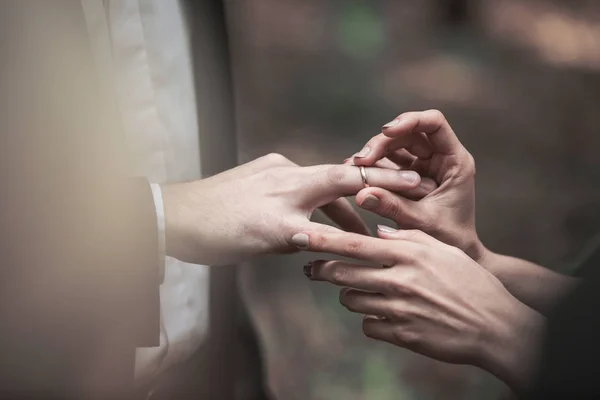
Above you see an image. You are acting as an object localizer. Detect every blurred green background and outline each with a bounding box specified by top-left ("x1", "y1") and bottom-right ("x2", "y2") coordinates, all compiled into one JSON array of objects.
[{"x1": 225, "y1": 1, "x2": 600, "y2": 398}]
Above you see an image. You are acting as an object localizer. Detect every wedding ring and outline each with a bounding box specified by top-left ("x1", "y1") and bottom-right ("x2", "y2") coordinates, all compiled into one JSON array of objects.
[{"x1": 359, "y1": 166, "x2": 370, "y2": 188}]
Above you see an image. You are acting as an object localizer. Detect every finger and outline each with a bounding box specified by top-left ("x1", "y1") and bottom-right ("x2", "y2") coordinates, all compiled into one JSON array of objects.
[
  {"x1": 300, "y1": 164, "x2": 422, "y2": 207},
  {"x1": 362, "y1": 315, "x2": 399, "y2": 345},
  {"x1": 355, "y1": 188, "x2": 429, "y2": 228},
  {"x1": 339, "y1": 288, "x2": 398, "y2": 319},
  {"x1": 290, "y1": 230, "x2": 416, "y2": 266},
  {"x1": 374, "y1": 158, "x2": 401, "y2": 170},
  {"x1": 375, "y1": 225, "x2": 444, "y2": 247},
  {"x1": 385, "y1": 149, "x2": 433, "y2": 178},
  {"x1": 337, "y1": 162, "x2": 433, "y2": 200},
  {"x1": 385, "y1": 149, "x2": 417, "y2": 169},
  {"x1": 407, "y1": 158, "x2": 431, "y2": 177},
  {"x1": 299, "y1": 221, "x2": 344, "y2": 235},
  {"x1": 382, "y1": 110, "x2": 463, "y2": 156},
  {"x1": 394, "y1": 177, "x2": 437, "y2": 201},
  {"x1": 344, "y1": 156, "x2": 404, "y2": 170},
  {"x1": 305, "y1": 260, "x2": 389, "y2": 292},
  {"x1": 319, "y1": 198, "x2": 372, "y2": 236},
  {"x1": 353, "y1": 132, "x2": 433, "y2": 166},
  {"x1": 363, "y1": 316, "x2": 423, "y2": 352}
]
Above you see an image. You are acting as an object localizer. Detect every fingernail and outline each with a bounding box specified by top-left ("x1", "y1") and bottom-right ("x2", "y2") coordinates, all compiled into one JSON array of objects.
[
  {"x1": 343, "y1": 158, "x2": 355, "y2": 166},
  {"x1": 377, "y1": 224, "x2": 397, "y2": 233},
  {"x1": 354, "y1": 146, "x2": 371, "y2": 158},
  {"x1": 291, "y1": 233, "x2": 309, "y2": 249},
  {"x1": 420, "y1": 179, "x2": 436, "y2": 192},
  {"x1": 360, "y1": 194, "x2": 380, "y2": 209},
  {"x1": 400, "y1": 171, "x2": 419, "y2": 185},
  {"x1": 303, "y1": 262, "x2": 313, "y2": 279},
  {"x1": 383, "y1": 119, "x2": 400, "y2": 128}
]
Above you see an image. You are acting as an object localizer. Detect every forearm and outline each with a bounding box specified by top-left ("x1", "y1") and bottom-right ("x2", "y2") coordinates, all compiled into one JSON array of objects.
[{"x1": 479, "y1": 249, "x2": 579, "y2": 316}]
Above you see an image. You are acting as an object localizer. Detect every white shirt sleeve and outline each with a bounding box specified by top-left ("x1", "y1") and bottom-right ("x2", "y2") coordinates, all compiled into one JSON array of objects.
[{"x1": 149, "y1": 183, "x2": 166, "y2": 284}]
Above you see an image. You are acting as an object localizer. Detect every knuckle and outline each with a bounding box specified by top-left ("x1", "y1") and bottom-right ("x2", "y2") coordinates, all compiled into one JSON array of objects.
[
  {"x1": 340, "y1": 295, "x2": 360, "y2": 312},
  {"x1": 381, "y1": 274, "x2": 400, "y2": 294},
  {"x1": 452, "y1": 150, "x2": 475, "y2": 180},
  {"x1": 391, "y1": 307, "x2": 408, "y2": 320},
  {"x1": 325, "y1": 165, "x2": 346, "y2": 186},
  {"x1": 309, "y1": 233, "x2": 326, "y2": 249},
  {"x1": 398, "y1": 111, "x2": 412, "y2": 120},
  {"x1": 400, "y1": 229, "x2": 425, "y2": 242},
  {"x1": 393, "y1": 327, "x2": 420, "y2": 347},
  {"x1": 345, "y1": 239, "x2": 364, "y2": 256},
  {"x1": 338, "y1": 288, "x2": 352, "y2": 306},
  {"x1": 382, "y1": 273, "x2": 410, "y2": 296},
  {"x1": 264, "y1": 152, "x2": 290, "y2": 165},
  {"x1": 424, "y1": 109, "x2": 446, "y2": 123},
  {"x1": 328, "y1": 261, "x2": 348, "y2": 284},
  {"x1": 413, "y1": 246, "x2": 430, "y2": 264},
  {"x1": 389, "y1": 276, "x2": 415, "y2": 297}
]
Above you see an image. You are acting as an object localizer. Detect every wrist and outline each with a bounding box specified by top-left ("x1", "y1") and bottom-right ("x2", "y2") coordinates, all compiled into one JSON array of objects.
[
  {"x1": 465, "y1": 236, "x2": 489, "y2": 265},
  {"x1": 474, "y1": 245, "x2": 501, "y2": 275},
  {"x1": 161, "y1": 182, "x2": 194, "y2": 262},
  {"x1": 476, "y1": 297, "x2": 545, "y2": 395}
]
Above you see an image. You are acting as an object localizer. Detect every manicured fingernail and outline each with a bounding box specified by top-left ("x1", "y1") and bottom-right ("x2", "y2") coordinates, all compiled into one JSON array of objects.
[
  {"x1": 303, "y1": 262, "x2": 313, "y2": 279},
  {"x1": 383, "y1": 119, "x2": 400, "y2": 128},
  {"x1": 354, "y1": 146, "x2": 371, "y2": 158},
  {"x1": 343, "y1": 158, "x2": 355, "y2": 166},
  {"x1": 360, "y1": 194, "x2": 380, "y2": 209},
  {"x1": 400, "y1": 170, "x2": 419, "y2": 185},
  {"x1": 377, "y1": 224, "x2": 397, "y2": 233},
  {"x1": 291, "y1": 233, "x2": 309, "y2": 249}
]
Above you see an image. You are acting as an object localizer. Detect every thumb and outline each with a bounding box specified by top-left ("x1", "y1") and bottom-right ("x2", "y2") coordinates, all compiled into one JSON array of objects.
[{"x1": 355, "y1": 188, "x2": 431, "y2": 230}]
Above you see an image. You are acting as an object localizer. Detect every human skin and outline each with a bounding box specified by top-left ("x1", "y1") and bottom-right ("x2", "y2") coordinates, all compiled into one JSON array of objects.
[
  {"x1": 160, "y1": 152, "x2": 436, "y2": 266},
  {"x1": 292, "y1": 110, "x2": 578, "y2": 394},
  {"x1": 348, "y1": 110, "x2": 579, "y2": 315},
  {"x1": 293, "y1": 226, "x2": 545, "y2": 395}
]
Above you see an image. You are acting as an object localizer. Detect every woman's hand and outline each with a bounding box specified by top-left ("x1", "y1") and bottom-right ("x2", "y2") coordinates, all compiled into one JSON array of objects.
[
  {"x1": 160, "y1": 153, "x2": 435, "y2": 266},
  {"x1": 293, "y1": 226, "x2": 545, "y2": 395},
  {"x1": 348, "y1": 110, "x2": 579, "y2": 315},
  {"x1": 348, "y1": 109, "x2": 484, "y2": 261}
]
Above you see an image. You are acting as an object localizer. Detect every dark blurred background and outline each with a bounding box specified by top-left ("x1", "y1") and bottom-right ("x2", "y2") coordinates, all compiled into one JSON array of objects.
[{"x1": 224, "y1": 1, "x2": 600, "y2": 398}]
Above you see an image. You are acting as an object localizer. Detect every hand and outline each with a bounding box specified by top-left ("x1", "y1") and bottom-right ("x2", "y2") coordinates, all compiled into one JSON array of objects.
[
  {"x1": 293, "y1": 226, "x2": 545, "y2": 394},
  {"x1": 161, "y1": 153, "x2": 435, "y2": 266},
  {"x1": 349, "y1": 109, "x2": 484, "y2": 261},
  {"x1": 349, "y1": 110, "x2": 579, "y2": 316}
]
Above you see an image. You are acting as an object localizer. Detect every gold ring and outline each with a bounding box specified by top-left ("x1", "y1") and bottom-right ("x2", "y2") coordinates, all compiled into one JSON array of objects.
[{"x1": 359, "y1": 166, "x2": 369, "y2": 188}]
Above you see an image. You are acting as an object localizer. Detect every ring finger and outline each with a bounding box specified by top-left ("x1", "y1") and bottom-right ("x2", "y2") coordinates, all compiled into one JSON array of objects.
[
  {"x1": 339, "y1": 288, "x2": 401, "y2": 320},
  {"x1": 305, "y1": 259, "x2": 391, "y2": 293}
]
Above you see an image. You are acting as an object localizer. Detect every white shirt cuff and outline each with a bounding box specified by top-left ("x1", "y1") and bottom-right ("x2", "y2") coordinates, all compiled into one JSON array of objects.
[{"x1": 149, "y1": 183, "x2": 166, "y2": 284}]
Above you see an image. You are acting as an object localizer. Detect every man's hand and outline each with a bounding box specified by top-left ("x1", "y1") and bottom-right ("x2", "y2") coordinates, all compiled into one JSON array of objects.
[
  {"x1": 160, "y1": 153, "x2": 435, "y2": 266},
  {"x1": 348, "y1": 109, "x2": 484, "y2": 261},
  {"x1": 293, "y1": 226, "x2": 545, "y2": 395}
]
